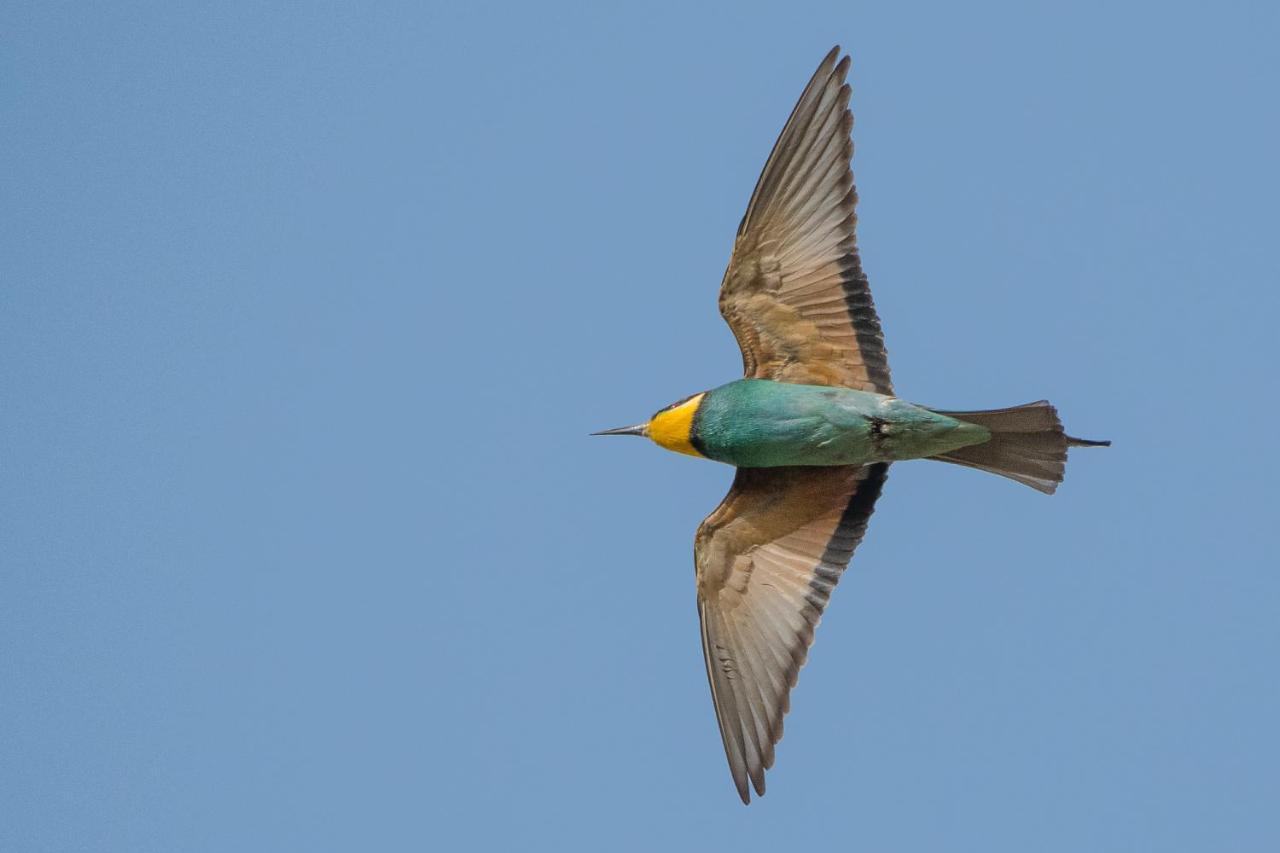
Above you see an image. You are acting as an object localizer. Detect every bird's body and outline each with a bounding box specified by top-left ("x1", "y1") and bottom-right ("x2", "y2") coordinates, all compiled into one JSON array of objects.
[
  {"x1": 594, "y1": 46, "x2": 1109, "y2": 804},
  {"x1": 649, "y1": 379, "x2": 989, "y2": 468}
]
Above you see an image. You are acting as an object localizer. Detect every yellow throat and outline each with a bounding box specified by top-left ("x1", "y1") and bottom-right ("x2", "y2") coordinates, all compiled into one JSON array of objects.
[{"x1": 647, "y1": 393, "x2": 706, "y2": 458}]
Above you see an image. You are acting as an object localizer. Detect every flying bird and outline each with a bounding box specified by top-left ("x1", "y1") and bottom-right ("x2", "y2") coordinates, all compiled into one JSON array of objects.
[{"x1": 594, "y1": 46, "x2": 1109, "y2": 804}]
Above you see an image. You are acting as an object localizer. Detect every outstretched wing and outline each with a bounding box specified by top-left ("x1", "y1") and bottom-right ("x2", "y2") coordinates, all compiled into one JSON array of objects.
[
  {"x1": 719, "y1": 46, "x2": 892, "y2": 394},
  {"x1": 695, "y1": 463, "x2": 889, "y2": 803}
]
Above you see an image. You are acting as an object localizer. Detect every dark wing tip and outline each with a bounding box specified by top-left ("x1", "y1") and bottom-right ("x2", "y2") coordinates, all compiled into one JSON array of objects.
[{"x1": 732, "y1": 760, "x2": 751, "y2": 804}]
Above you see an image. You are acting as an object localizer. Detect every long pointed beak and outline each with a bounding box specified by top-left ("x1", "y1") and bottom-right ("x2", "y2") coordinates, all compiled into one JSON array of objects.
[{"x1": 591, "y1": 422, "x2": 648, "y2": 437}]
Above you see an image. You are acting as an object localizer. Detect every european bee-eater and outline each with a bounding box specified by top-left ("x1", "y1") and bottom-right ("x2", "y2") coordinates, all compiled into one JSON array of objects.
[{"x1": 595, "y1": 46, "x2": 1108, "y2": 804}]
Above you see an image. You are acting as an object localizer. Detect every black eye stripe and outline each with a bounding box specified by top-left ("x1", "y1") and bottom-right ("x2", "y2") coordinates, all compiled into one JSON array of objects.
[{"x1": 653, "y1": 393, "x2": 699, "y2": 419}]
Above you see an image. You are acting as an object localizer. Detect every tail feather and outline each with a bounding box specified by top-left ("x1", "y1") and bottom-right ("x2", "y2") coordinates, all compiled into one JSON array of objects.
[{"x1": 930, "y1": 401, "x2": 1109, "y2": 495}]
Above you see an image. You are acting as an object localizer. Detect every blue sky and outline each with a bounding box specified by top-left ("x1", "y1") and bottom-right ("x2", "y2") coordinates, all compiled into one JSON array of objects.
[{"x1": 3, "y1": 2, "x2": 1278, "y2": 850}]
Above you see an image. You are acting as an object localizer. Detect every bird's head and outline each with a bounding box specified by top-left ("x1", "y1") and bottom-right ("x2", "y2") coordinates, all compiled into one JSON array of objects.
[{"x1": 593, "y1": 392, "x2": 707, "y2": 458}]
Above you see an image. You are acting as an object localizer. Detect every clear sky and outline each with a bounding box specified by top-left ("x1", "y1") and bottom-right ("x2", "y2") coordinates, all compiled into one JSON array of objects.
[{"x1": 3, "y1": 2, "x2": 1278, "y2": 851}]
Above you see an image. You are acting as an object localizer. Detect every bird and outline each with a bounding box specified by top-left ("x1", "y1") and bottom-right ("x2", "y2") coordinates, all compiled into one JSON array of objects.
[{"x1": 593, "y1": 46, "x2": 1109, "y2": 804}]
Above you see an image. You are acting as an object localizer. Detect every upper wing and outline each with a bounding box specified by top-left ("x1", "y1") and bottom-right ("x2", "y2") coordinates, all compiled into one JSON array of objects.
[
  {"x1": 719, "y1": 46, "x2": 892, "y2": 394},
  {"x1": 694, "y1": 462, "x2": 889, "y2": 803}
]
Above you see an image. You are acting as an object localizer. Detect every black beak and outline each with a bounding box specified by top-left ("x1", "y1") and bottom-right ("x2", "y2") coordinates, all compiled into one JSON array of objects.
[{"x1": 591, "y1": 423, "x2": 648, "y2": 437}]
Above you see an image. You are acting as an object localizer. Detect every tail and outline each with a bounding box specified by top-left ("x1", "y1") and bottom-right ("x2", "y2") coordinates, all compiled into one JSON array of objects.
[{"x1": 929, "y1": 401, "x2": 1109, "y2": 495}]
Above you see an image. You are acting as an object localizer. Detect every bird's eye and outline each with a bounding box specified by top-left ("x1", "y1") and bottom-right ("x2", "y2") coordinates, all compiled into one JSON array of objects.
[{"x1": 655, "y1": 393, "x2": 698, "y2": 418}]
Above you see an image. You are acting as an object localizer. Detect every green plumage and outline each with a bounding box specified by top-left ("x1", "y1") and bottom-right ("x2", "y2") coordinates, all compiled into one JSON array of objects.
[{"x1": 692, "y1": 379, "x2": 990, "y2": 468}]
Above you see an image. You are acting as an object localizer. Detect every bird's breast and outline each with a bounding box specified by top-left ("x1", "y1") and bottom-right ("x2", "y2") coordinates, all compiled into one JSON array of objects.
[
  {"x1": 693, "y1": 380, "x2": 879, "y2": 467},
  {"x1": 691, "y1": 379, "x2": 986, "y2": 468}
]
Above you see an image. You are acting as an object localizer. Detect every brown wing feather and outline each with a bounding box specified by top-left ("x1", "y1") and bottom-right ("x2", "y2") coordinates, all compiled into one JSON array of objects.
[
  {"x1": 719, "y1": 46, "x2": 892, "y2": 394},
  {"x1": 695, "y1": 463, "x2": 889, "y2": 802}
]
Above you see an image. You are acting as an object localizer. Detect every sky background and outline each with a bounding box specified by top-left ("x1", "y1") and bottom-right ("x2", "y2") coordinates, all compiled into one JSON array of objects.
[{"x1": 3, "y1": 2, "x2": 1279, "y2": 851}]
